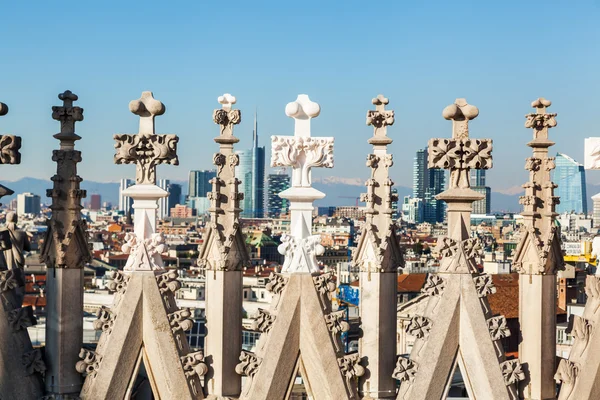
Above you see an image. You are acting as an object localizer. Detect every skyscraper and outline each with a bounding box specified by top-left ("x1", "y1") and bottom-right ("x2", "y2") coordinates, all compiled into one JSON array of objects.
[
  {"x1": 471, "y1": 170, "x2": 491, "y2": 214},
  {"x1": 236, "y1": 112, "x2": 265, "y2": 218},
  {"x1": 17, "y1": 192, "x2": 41, "y2": 215},
  {"x1": 89, "y1": 194, "x2": 101, "y2": 210},
  {"x1": 158, "y1": 179, "x2": 170, "y2": 220},
  {"x1": 168, "y1": 183, "x2": 182, "y2": 216},
  {"x1": 188, "y1": 170, "x2": 216, "y2": 198},
  {"x1": 119, "y1": 178, "x2": 133, "y2": 214},
  {"x1": 413, "y1": 148, "x2": 445, "y2": 223},
  {"x1": 553, "y1": 153, "x2": 588, "y2": 214},
  {"x1": 267, "y1": 171, "x2": 290, "y2": 217}
]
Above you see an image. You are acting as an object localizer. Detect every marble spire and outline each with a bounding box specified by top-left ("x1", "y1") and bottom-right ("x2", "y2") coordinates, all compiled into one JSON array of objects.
[
  {"x1": 355, "y1": 95, "x2": 403, "y2": 399},
  {"x1": 198, "y1": 93, "x2": 249, "y2": 399},
  {"x1": 396, "y1": 99, "x2": 521, "y2": 400},
  {"x1": 512, "y1": 98, "x2": 563, "y2": 400},
  {"x1": 238, "y1": 95, "x2": 364, "y2": 399},
  {"x1": 41, "y1": 90, "x2": 91, "y2": 398},
  {"x1": 78, "y1": 92, "x2": 205, "y2": 400}
]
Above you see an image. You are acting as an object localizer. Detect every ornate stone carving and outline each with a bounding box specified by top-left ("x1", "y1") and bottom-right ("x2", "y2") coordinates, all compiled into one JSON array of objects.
[
  {"x1": 113, "y1": 92, "x2": 178, "y2": 185},
  {"x1": 572, "y1": 316, "x2": 592, "y2": 353},
  {"x1": 266, "y1": 272, "x2": 287, "y2": 294},
  {"x1": 474, "y1": 274, "x2": 496, "y2": 297},
  {"x1": 337, "y1": 353, "x2": 365, "y2": 390},
  {"x1": 524, "y1": 98, "x2": 557, "y2": 131},
  {"x1": 168, "y1": 308, "x2": 194, "y2": 334},
  {"x1": 23, "y1": 349, "x2": 46, "y2": 376},
  {"x1": 313, "y1": 271, "x2": 336, "y2": 311},
  {"x1": 0, "y1": 134, "x2": 22, "y2": 165},
  {"x1": 106, "y1": 270, "x2": 129, "y2": 295},
  {"x1": 585, "y1": 275, "x2": 600, "y2": 300},
  {"x1": 0, "y1": 268, "x2": 21, "y2": 293},
  {"x1": 554, "y1": 359, "x2": 579, "y2": 397},
  {"x1": 435, "y1": 237, "x2": 481, "y2": 261},
  {"x1": 7, "y1": 306, "x2": 36, "y2": 331},
  {"x1": 278, "y1": 233, "x2": 325, "y2": 274},
  {"x1": 271, "y1": 136, "x2": 334, "y2": 188},
  {"x1": 156, "y1": 270, "x2": 181, "y2": 294},
  {"x1": 406, "y1": 315, "x2": 432, "y2": 339},
  {"x1": 181, "y1": 350, "x2": 209, "y2": 381},
  {"x1": 51, "y1": 90, "x2": 84, "y2": 138},
  {"x1": 76, "y1": 349, "x2": 102, "y2": 378},
  {"x1": 251, "y1": 308, "x2": 275, "y2": 334},
  {"x1": 428, "y1": 99, "x2": 492, "y2": 190},
  {"x1": 121, "y1": 232, "x2": 167, "y2": 271},
  {"x1": 366, "y1": 94, "x2": 394, "y2": 131},
  {"x1": 392, "y1": 357, "x2": 418, "y2": 383},
  {"x1": 92, "y1": 306, "x2": 115, "y2": 334},
  {"x1": 487, "y1": 316, "x2": 511, "y2": 341},
  {"x1": 500, "y1": 359, "x2": 525, "y2": 385},
  {"x1": 235, "y1": 350, "x2": 261, "y2": 378},
  {"x1": 422, "y1": 274, "x2": 445, "y2": 296},
  {"x1": 325, "y1": 310, "x2": 350, "y2": 353}
]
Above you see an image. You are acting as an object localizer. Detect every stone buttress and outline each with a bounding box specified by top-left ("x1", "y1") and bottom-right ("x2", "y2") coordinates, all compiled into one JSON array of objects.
[
  {"x1": 77, "y1": 92, "x2": 206, "y2": 400},
  {"x1": 395, "y1": 99, "x2": 523, "y2": 400}
]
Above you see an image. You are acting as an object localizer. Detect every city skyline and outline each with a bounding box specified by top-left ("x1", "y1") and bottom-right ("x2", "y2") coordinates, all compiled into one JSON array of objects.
[{"x1": 1, "y1": 2, "x2": 599, "y2": 191}]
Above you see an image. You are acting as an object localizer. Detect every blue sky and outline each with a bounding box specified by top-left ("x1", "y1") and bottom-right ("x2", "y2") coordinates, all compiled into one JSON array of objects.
[{"x1": 1, "y1": 1, "x2": 599, "y2": 193}]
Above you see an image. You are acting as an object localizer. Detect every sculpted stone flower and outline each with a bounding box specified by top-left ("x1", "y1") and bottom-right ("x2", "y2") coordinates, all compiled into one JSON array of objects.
[
  {"x1": 422, "y1": 274, "x2": 445, "y2": 296},
  {"x1": 487, "y1": 316, "x2": 511, "y2": 341},
  {"x1": 392, "y1": 357, "x2": 417, "y2": 383},
  {"x1": 435, "y1": 237, "x2": 457, "y2": 258},
  {"x1": 464, "y1": 139, "x2": 493, "y2": 169},
  {"x1": 500, "y1": 360, "x2": 525, "y2": 385},
  {"x1": 474, "y1": 274, "x2": 496, "y2": 298},
  {"x1": 213, "y1": 109, "x2": 229, "y2": 126},
  {"x1": 23, "y1": 349, "x2": 46, "y2": 376},
  {"x1": 228, "y1": 109, "x2": 241, "y2": 125},
  {"x1": 406, "y1": 315, "x2": 432, "y2": 339},
  {"x1": 428, "y1": 138, "x2": 459, "y2": 169}
]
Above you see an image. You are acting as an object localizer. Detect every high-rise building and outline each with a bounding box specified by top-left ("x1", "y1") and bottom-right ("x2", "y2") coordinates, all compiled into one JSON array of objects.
[
  {"x1": 168, "y1": 183, "x2": 182, "y2": 216},
  {"x1": 552, "y1": 153, "x2": 588, "y2": 214},
  {"x1": 236, "y1": 112, "x2": 265, "y2": 218},
  {"x1": 17, "y1": 192, "x2": 41, "y2": 215},
  {"x1": 188, "y1": 170, "x2": 216, "y2": 198},
  {"x1": 158, "y1": 179, "x2": 170, "y2": 220},
  {"x1": 391, "y1": 188, "x2": 399, "y2": 220},
  {"x1": 89, "y1": 194, "x2": 101, "y2": 210},
  {"x1": 413, "y1": 148, "x2": 445, "y2": 223},
  {"x1": 471, "y1": 170, "x2": 491, "y2": 215},
  {"x1": 119, "y1": 178, "x2": 134, "y2": 214},
  {"x1": 401, "y1": 196, "x2": 423, "y2": 224},
  {"x1": 267, "y1": 172, "x2": 290, "y2": 218}
]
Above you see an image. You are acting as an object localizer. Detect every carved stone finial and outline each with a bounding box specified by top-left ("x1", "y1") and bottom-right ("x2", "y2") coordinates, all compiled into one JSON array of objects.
[
  {"x1": 213, "y1": 93, "x2": 241, "y2": 140},
  {"x1": 366, "y1": 94, "x2": 394, "y2": 145},
  {"x1": 272, "y1": 94, "x2": 333, "y2": 188},
  {"x1": 114, "y1": 91, "x2": 178, "y2": 185},
  {"x1": 429, "y1": 98, "x2": 491, "y2": 190},
  {"x1": 52, "y1": 90, "x2": 84, "y2": 141},
  {"x1": 0, "y1": 101, "x2": 8, "y2": 116},
  {"x1": 525, "y1": 97, "x2": 557, "y2": 140},
  {"x1": 0, "y1": 102, "x2": 22, "y2": 168}
]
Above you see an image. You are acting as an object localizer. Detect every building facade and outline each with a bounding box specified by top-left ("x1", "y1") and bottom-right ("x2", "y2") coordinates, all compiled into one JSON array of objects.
[
  {"x1": 413, "y1": 149, "x2": 445, "y2": 223},
  {"x1": 188, "y1": 170, "x2": 216, "y2": 199},
  {"x1": 267, "y1": 172, "x2": 290, "y2": 217},
  {"x1": 89, "y1": 194, "x2": 101, "y2": 210},
  {"x1": 553, "y1": 153, "x2": 587, "y2": 214},
  {"x1": 17, "y1": 192, "x2": 41, "y2": 215},
  {"x1": 236, "y1": 113, "x2": 265, "y2": 218},
  {"x1": 118, "y1": 178, "x2": 133, "y2": 214}
]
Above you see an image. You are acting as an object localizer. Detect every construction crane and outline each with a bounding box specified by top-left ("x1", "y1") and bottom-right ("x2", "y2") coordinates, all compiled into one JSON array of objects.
[{"x1": 338, "y1": 196, "x2": 360, "y2": 207}]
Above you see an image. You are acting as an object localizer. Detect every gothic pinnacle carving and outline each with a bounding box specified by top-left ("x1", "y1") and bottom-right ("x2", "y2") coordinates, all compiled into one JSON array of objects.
[
  {"x1": 23, "y1": 349, "x2": 46, "y2": 376},
  {"x1": 422, "y1": 274, "x2": 445, "y2": 296},
  {"x1": 113, "y1": 91, "x2": 178, "y2": 185},
  {"x1": 325, "y1": 310, "x2": 350, "y2": 353},
  {"x1": 251, "y1": 308, "x2": 275, "y2": 334},
  {"x1": 40, "y1": 91, "x2": 91, "y2": 270},
  {"x1": 7, "y1": 306, "x2": 36, "y2": 332},
  {"x1": 76, "y1": 349, "x2": 102, "y2": 378},
  {"x1": 501, "y1": 360, "x2": 526, "y2": 386},
  {"x1": 393, "y1": 357, "x2": 418, "y2": 383},
  {"x1": 337, "y1": 353, "x2": 365, "y2": 395},
  {"x1": 92, "y1": 306, "x2": 115, "y2": 335}
]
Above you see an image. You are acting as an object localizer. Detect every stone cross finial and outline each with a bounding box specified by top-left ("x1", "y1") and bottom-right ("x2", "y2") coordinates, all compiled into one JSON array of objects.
[
  {"x1": 271, "y1": 94, "x2": 333, "y2": 274},
  {"x1": 213, "y1": 93, "x2": 241, "y2": 139},
  {"x1": 366, "y1": 94, "x2": 394, "y2": 145},
  {"x1": 114, "y1": 91, "x2": 178, "y2": 185},
  {"x1": 272, "y1": 95, "x2": 333, "y2": 188},
  {"x1": 429, "y1": 98, "x2": 492, "y2": 190},
  {"x1": 52, "y1": 90, "x2": 84, "y2": 143},
  {"x1": 525, "y1": 98, "x2": 557, "y2": 141}
]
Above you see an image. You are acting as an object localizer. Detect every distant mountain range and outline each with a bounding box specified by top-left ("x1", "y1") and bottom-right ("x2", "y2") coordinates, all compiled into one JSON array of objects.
[{"x1": 3, "y1": 177, "x2": 599, "y2": 214}]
